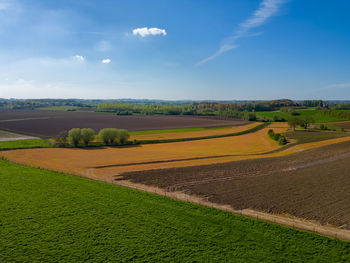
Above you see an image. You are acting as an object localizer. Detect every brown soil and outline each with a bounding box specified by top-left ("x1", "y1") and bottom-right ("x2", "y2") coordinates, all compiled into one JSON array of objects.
[
  {"x1": 333, "y1": 122, "x2": 350, "y2": 130},
  {"x1": 119, "y1": 140, "x2": 350, "y2": 230},
  {"x1": 0, "y1": 109, "x2": 248, "y2": 138}
]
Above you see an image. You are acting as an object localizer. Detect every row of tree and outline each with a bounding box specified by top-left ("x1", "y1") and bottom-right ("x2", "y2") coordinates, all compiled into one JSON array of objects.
[
  {"x1": 320, "y1": 109, "x2": 350, "y2": 119},
  {"x1": 287, "y1": 116, "x2": 315, "y2": 130},
  {"x1": 54, "y1": 128, "x2": 130, "y2": 147}
]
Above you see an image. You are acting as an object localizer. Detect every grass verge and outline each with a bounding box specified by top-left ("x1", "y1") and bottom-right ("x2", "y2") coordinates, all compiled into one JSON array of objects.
[
  {"x1": 0, "y1": 139, "x2": 52, "y2": 150},
  {"x1": 1, "y1": 159, "x2": 350, "y2": 262}
]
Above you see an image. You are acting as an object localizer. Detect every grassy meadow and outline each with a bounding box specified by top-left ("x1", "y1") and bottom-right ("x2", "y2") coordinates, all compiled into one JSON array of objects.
[
  {"x1": 0, "y1": 139, "x2": 52, "y2": 150},
  {"x1": 256, "y1": 109, "x2": 350, "y2": 123},
  {"x1": 1, "y1": 159, "x2": 350, "y2": 262}
]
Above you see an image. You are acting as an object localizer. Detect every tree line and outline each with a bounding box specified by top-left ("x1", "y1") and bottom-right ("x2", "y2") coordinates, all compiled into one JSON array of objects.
[{"x1": 54, "y1": 128, "x2": 130, "y2": 147}]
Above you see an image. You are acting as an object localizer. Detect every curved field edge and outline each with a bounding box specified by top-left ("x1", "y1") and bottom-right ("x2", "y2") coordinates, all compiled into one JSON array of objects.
[
  {"x1": 0, "y1": 123, "x2": 268, "y2": 150},
  {"x1": 1, "y1": 159, "x2": 350, "y2": 262},
  {"x1": 135, "y1": 122, "x2": 269, "y2": 144}
]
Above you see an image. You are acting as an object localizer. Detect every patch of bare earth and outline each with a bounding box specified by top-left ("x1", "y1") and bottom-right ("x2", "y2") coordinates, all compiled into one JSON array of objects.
[{"x1": 119, "y1": 141, "x2": 350, "y2": 234}]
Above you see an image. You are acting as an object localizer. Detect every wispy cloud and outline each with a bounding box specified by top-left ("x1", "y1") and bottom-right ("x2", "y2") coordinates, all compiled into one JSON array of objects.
[
  {"x1": 197, "y1": 0, "x2": 289, "y2": 65},
  {"x1": 71, "y1": 55, "x2": 85, "y2": 62},
  {"x1": 101, "y1": 58, "x2": 111, "y2": 64},
  {"x1": 132, "y1": 27, "x2": 167, "y2": 37}
]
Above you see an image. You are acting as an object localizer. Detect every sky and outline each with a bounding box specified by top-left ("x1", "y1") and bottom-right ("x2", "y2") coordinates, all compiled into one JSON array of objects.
[{"x1": 0, "y1": 0, "x2": 349, "y2": 100}]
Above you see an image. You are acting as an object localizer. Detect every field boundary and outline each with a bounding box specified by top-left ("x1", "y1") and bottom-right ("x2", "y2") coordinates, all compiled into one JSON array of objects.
[{"x1": 112, "y1": 179, "x2": 350, "y2": 242}]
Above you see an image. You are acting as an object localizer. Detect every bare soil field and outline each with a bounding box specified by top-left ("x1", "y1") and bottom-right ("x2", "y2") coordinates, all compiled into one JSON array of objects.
[
  {"x1": 119, "y1": 140, "x2": 350, "y2": 230},
  {"x1": 285, "y1": 130, "x2": 350, "y2": 143},
  {"x1": 332, "y1": 121, "x2": 350, "y2": 130},
  {"x1": 0, "y1": 109, "x2": 248, "y2": 138}
]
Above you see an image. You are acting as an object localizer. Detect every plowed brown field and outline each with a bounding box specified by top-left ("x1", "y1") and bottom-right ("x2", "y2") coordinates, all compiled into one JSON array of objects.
[
  {"x1": 332, "y1": 121, "x2": 350, "y2": 130},
  {"x1": 0, "y1": 109, "x2": 249, "y2": 138},
  {"x1": 120, "y1": 140, "x2": 350, "y2": 230}
]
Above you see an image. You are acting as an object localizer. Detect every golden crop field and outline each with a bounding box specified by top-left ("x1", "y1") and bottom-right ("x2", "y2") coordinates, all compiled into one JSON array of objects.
[
  {"x1": 0, "y1": 124, "x2": 295, "y2": 182},
  {"x1": 130, "y1": 123, "x2": 260, "y2": 141},
  {"x1": 2, "y1": 122, "x2": 349, "y2": 183}
]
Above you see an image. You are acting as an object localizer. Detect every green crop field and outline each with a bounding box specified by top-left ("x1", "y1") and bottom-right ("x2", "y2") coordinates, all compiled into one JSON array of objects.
[
  {"x1": 256, "y1": 109, "x2": 350, "y2": 123},
  {"x1": 0, "y1": 139, "x2": 52, "y2": 150},
  {"x1": 129, "y1": 127, "x2": 212, "y2": 135},
  {"x1": 129, "y1": 126, "x2": 234, "y2": 136},
  {"x1": 1, "y1": 159, "x2": 350, "y2": 262}
]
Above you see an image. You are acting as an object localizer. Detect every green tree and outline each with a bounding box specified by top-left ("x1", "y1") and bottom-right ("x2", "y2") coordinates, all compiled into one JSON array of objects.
[
  {"x1": 118, "y1": 129, "x2": 130, "y2": 144},
  {"x1": 288, "y1": 117, "x2": 299, "y2": 131},
  {"x1": 301, "y1": 116, "x2": 315, "y2": 130},
  {"x1": 81, "y1": 128, "x2": 95, "y2": 146},
  {"x1": 98, "y1": 128, "x2": 119, "y2": 145},
  {"x1": 68, "y1": 128, "x2": 82, "y2": 147}
]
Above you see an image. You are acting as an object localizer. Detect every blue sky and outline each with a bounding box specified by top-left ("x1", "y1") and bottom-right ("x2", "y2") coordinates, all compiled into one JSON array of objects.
[{"x1": 0, "y1": 0, "x2": 349, "y2": 100}]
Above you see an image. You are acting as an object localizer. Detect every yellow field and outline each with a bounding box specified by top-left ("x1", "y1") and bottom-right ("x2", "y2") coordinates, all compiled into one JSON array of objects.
[
  {"x1": 0, "y1": 124, "x2": 289, "y2": 181},
  {"x1": 130, "y1": 123, "x2": 260, "y2": 140}
]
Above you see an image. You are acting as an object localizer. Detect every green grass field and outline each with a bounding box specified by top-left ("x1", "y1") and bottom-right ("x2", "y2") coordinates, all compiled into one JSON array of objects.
[
  {"x1": 129, "y1": 126, "x2": 231, "y2": 136},
  {"x1": 1, "y1": 159, "x2": 350, "y2": 262},
  {"x1": 256, "y1": 109, "x2": 350, "y2": 123},
  {"x1": 0, "y1": 139, "x2": 52, "y2": 150}
]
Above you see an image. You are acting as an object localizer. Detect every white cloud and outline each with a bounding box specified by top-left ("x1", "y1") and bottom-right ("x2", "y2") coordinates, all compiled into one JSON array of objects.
[
  {"x1": 101, "y1": 58, "x2": 111, "y2": 64},
  {"x1": 71, "y1": 55, "x2": 85, "y2": 62},
  {"x1": 197, "y1": 0, "x2": 289, "y2": 65},
  {"x1": 132, "y1": 27, "x2": 167, "y2": 37},
  {"x1": 96, "y1": 40, "x2": 111, "y2": 52}
]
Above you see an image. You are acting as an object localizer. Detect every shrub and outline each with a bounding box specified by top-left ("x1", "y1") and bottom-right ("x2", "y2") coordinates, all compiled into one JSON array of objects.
[
  {"x1": 81, "y1": 128, "x2": 95, "y2": 146},
  {"x1": 278, "y1": 136, "x2": 287, "y2": 145},
  {"x1": 273, "y1": 133, "x2": 281, "y2": 141},
  {"x1": 118, "y1": 129, "x2": 130, "y2": 144},
  {"x1": 98, "y1": 128, "x2": 119, "y2": 145},
  {"x1": 268, "y1": 129, "x2": 286, "y2": 145},
  {"x1": 68, "y1": 128, "x2": 82, "y2": 147},
  {"x1": 54, "y1": 131, "x2": 68, "y2": 147}
]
